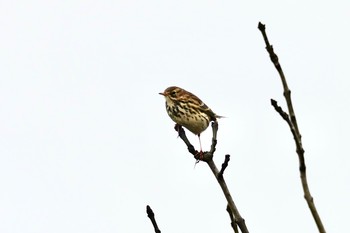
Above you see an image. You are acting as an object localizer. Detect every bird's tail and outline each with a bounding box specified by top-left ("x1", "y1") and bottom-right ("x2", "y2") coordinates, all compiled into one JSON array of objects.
[{"x1": 215, "y1": 114, "x2": 225, "y2": 119}]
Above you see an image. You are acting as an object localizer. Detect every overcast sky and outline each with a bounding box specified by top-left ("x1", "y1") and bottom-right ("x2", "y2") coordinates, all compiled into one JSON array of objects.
[{"x1": 0, "y1": 1, "x2": 349, "y2": 233}]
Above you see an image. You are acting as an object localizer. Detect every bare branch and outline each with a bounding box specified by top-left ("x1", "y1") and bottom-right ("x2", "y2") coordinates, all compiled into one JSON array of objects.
[
  {"x1": 258, "y1": 21, "x2": 326, "y2": 233},
  {"x1": 218, "y1": 154, "x2": 230, "y2": 180},
  {"x1": 177, "y1": 123, "x2": 249, "y2": 233},
  {"x1": 270, "y1": 99, "x2": 290, "y2": 123},
  {"x1": 207, "y1": 158, "x2": 248, "y2": 233},
  {"x1": 209, "y1": 121, "x2": 219, "y2": 154},
  {"x1": 226, "y1": 205, "x2": 239, "y2": 233},
  {"x1": 176, "y1": 124, "x2": 198, "y2": 156},
  {"x1": 146, "y1": 205, "x2": 161, "y2": 233}
]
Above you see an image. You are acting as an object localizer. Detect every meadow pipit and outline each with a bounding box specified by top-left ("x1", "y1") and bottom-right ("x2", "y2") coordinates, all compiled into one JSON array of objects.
[{"x1": 159, "y1": 86, "x2": 222, "y2": 153}]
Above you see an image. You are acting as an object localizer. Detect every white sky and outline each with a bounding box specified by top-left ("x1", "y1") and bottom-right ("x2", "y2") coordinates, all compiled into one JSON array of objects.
[{"x1": 0, "y1": 0, "x2": 349, "y2": 232}]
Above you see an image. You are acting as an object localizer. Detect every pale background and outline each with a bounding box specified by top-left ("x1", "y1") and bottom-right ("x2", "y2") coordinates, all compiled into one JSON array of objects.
[{"x1": 0, "y1": 1, "x2": 349, "y2": 232}]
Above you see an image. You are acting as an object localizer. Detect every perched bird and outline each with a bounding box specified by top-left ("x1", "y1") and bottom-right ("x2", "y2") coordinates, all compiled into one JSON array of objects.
[{"x1": 159, "y1": 86, "x2": 222, "y2": 152}]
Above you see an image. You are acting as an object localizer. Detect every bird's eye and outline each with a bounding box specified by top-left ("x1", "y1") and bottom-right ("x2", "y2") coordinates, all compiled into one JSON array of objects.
[{"x1": 170, "y1": 91, "x2": 176, "y2": 97}]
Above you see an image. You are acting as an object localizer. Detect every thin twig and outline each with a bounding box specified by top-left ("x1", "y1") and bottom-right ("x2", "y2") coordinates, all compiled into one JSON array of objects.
[
  {"x1": 176, "y1": 123, "x2": 249, "y2": 233},
  {"x1": 271, "y1": 99, "x2": 301, "y2": 151},
  {"x1": 258, "y1": 21, "x2": 326, "y2": 233},
  {"x1": 207, "y1": 158, "x2": 248, "y2": 233},
  {"x1": 210, "y1": 121, "x2": 219, "y2": 154},
  {"x1": 218, "y1": 154, "x2": 230, "y2": 180},
  {"x1": 176, "y1": 124, "x2": 198, "y2": 156},
  {"x1": 146, "y1": 205, "x2": 161, "y2": 233}
]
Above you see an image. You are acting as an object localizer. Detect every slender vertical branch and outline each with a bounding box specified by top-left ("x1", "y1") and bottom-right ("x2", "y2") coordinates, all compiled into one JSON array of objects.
[{"x1": 258, "y1": 22, "x2": 326, "y2": 233}]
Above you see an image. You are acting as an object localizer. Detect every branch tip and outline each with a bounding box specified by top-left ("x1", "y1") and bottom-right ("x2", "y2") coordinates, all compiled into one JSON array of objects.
[
  {"x1": 258, "y1": 22, "x2": 265, "y2": 31},
  {"x1": 146, "y1": 205, "x2": 153, "y2": 217},
  {"x1": 146, "y1": 205, "x2": 161, "y2": 233},
  {"x1": 218, "y1": 154, "x2": 230, "y2": 179}
]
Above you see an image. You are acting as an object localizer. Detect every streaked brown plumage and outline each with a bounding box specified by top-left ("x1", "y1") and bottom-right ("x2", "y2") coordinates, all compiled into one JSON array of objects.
[{"x1": 159, "y1": 86, "x2": 222, "y2": 151}]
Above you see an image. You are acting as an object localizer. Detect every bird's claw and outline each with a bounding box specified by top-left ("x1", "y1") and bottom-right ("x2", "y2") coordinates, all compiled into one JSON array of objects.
[{"x1": 195, "y1": 150, "x2": 204, "y2": 161}]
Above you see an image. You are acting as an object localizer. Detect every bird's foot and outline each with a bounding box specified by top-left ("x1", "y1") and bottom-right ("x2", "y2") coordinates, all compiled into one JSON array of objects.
[{"x1": 195, "y1": 150, "x2": 204, "y2": 161}]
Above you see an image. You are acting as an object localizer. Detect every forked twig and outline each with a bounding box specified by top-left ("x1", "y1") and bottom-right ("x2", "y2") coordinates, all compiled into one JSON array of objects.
[
  {"x1": 146, "y1": 205, "x2": 161, "y2": 233},
  {"x1": 176, "y1": 122, "x2": 249, "y2": 233},
  {"x1": 258, "y1": 22, "x2": 326, "y2": 233}
]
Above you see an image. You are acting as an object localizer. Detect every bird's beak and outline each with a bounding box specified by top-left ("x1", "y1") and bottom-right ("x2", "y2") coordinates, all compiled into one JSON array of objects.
[{"x1": 159, "y1": 92, "x2": 165, "y2": 96}]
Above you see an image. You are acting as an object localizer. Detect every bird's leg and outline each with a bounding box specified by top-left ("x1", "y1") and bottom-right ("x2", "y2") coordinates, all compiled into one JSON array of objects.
[
  {"x1": 198, "y1": 134, "x2": 203, "y2": 152},
  {"x1": 196, "y1": 134, "x2": 204, "y2": 160}
]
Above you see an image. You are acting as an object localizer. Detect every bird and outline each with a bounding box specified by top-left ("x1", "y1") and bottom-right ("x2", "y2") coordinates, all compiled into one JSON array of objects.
[{"x1": 159, "y1": 86, "x2": 222, "y2": 153}]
